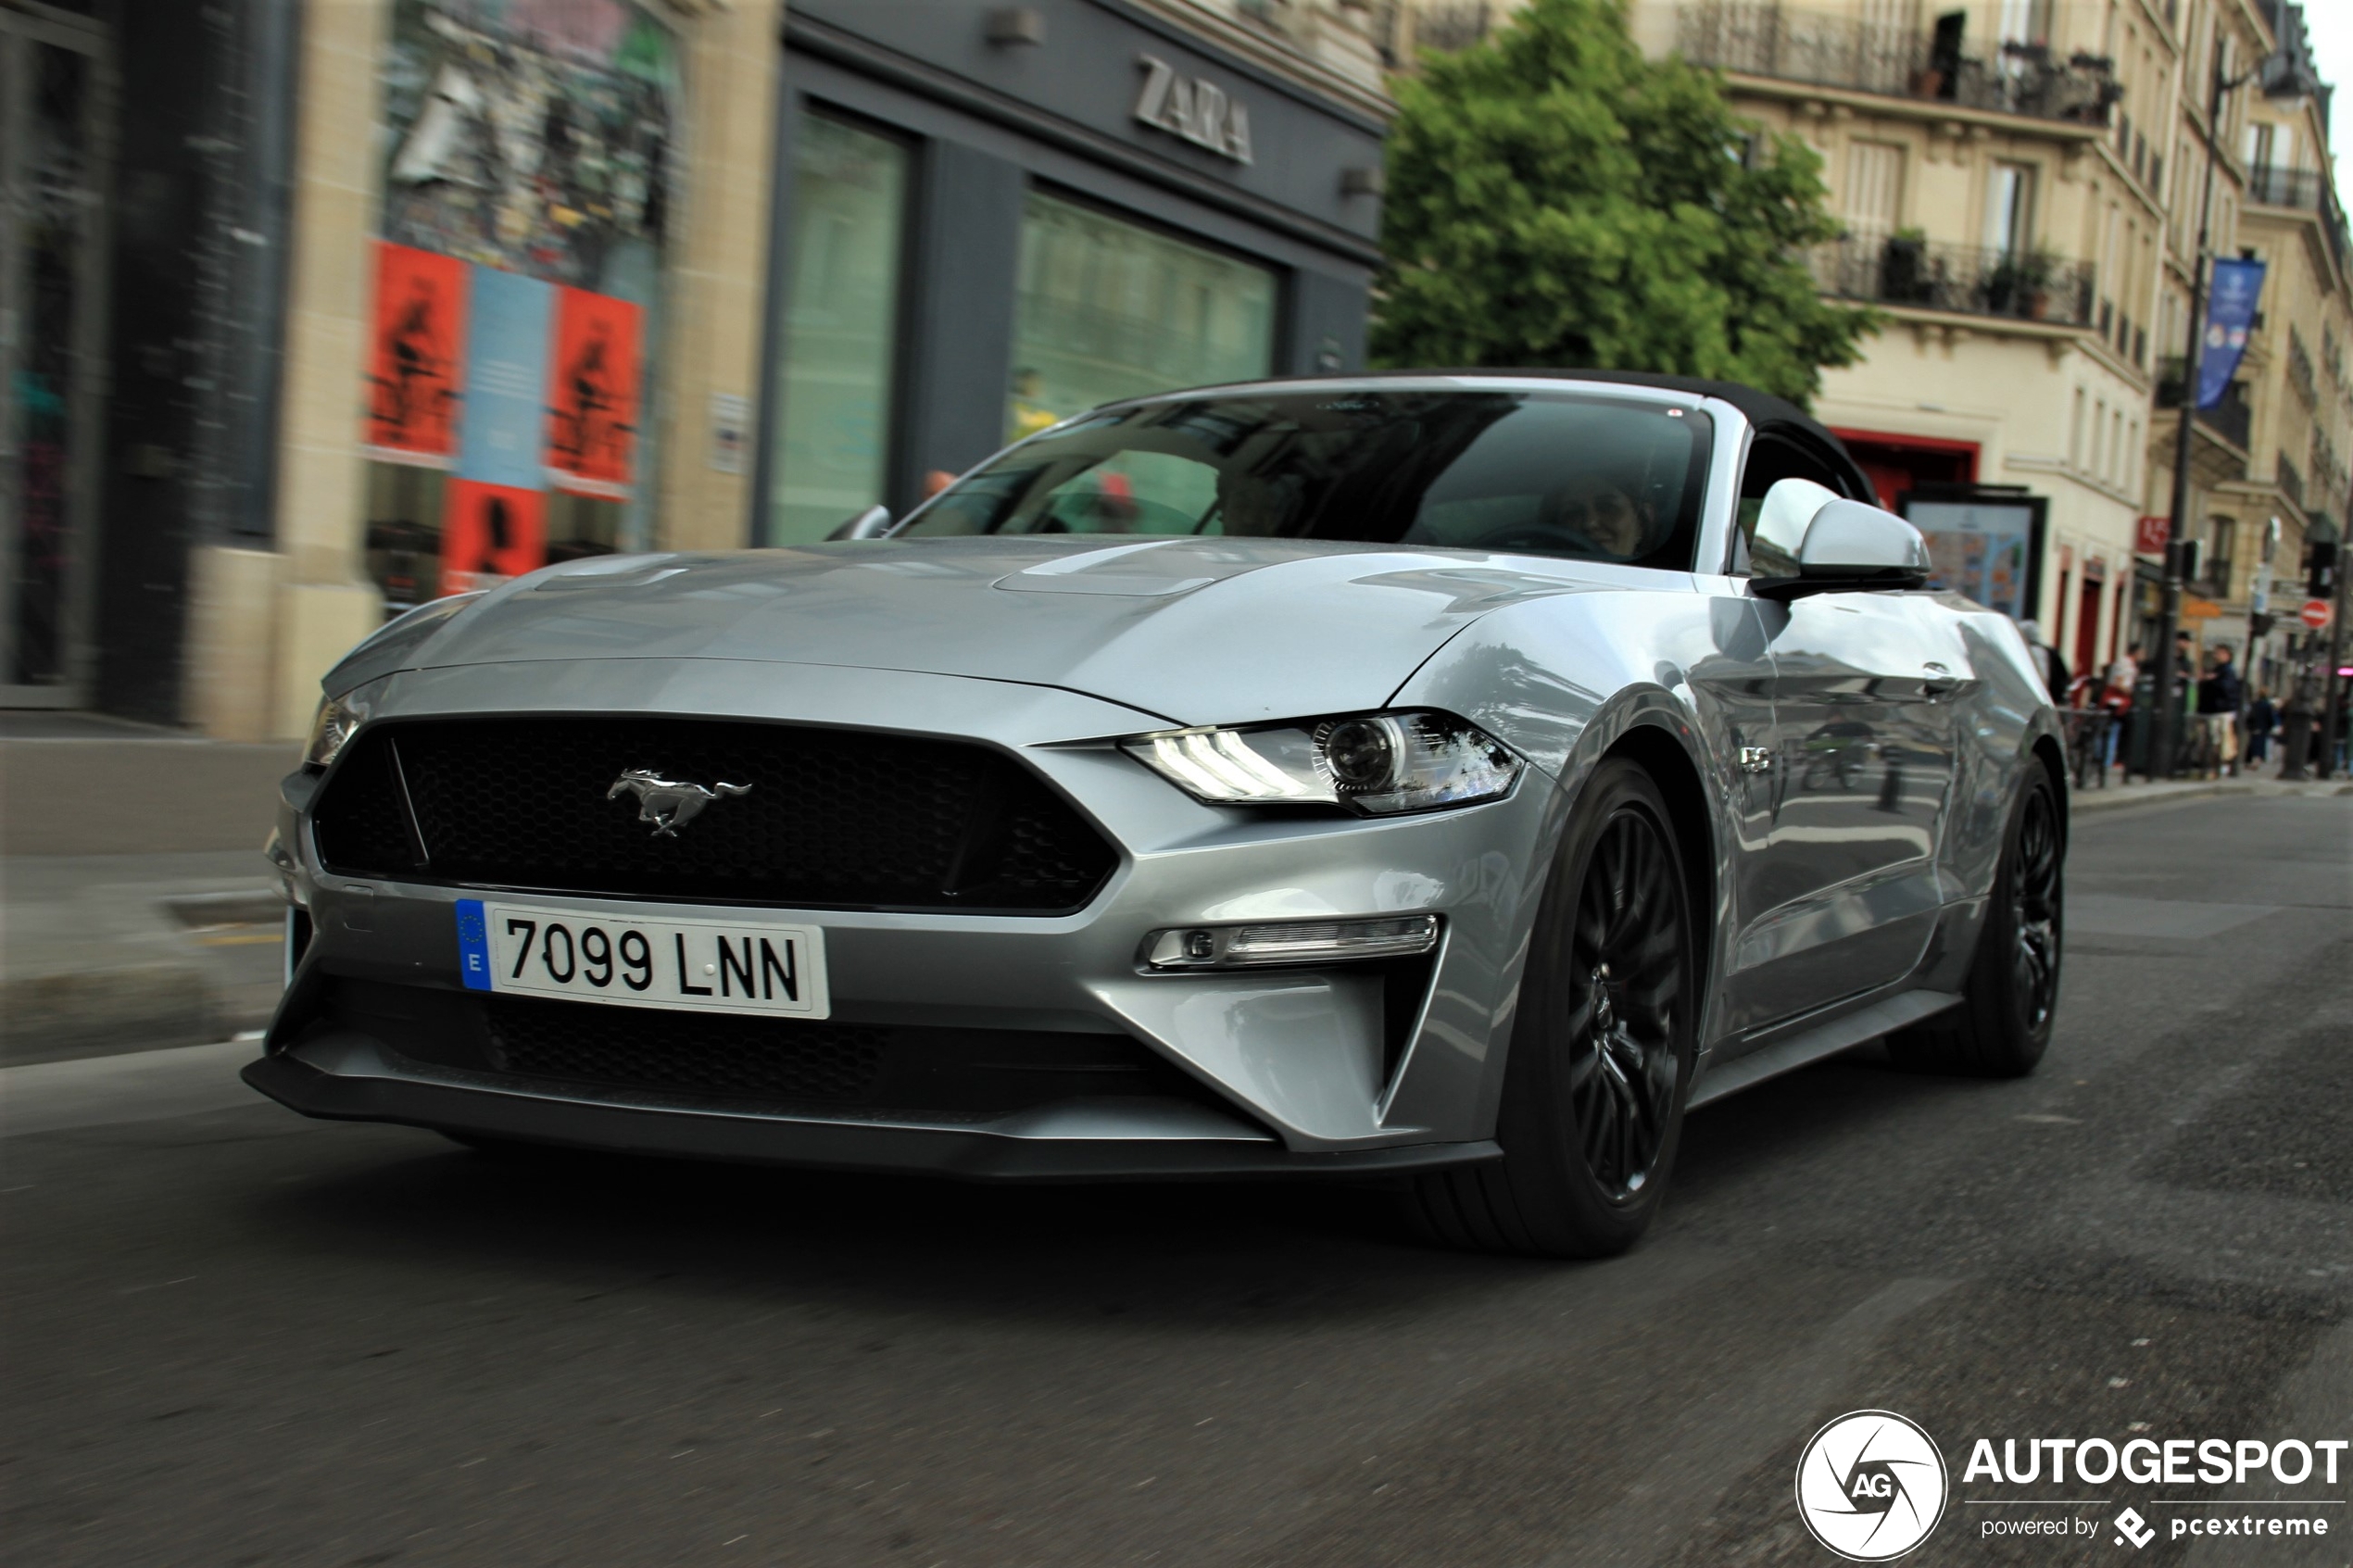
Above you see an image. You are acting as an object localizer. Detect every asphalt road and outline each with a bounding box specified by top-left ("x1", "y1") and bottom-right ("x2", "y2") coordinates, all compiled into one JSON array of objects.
[{"x1": 6, "y1": 794, "x2": 2351, "y2": 1567}]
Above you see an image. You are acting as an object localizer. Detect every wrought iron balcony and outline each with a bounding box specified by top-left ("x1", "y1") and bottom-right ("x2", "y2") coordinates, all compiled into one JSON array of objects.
[
  {"x1": 1678, "y1": 2, "x2": 2119, "y2": 125},
  {"x1": 2156, "y1": 359, "x2": 2254, "y2": 452},
  {"x1": 2246, "y1": 163, "x2": 2351, "y2": 281},
  {"x1": 1811, "y1": 234, "x2": 2096, "y2": 326}
]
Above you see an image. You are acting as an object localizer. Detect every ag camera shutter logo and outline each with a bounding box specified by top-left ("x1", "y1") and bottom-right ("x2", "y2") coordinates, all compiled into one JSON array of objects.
[{"x1": 1795, "y1": 1410, "x2": 1950, "y2": 1561}]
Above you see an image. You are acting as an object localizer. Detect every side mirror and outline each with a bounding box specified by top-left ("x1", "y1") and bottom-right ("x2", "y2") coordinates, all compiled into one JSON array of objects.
[
  {"x1": 825, "y1": 504, "x2": 894, "y2": 542},
  {"x1": 1751, "y1": 479, "x2": 1929, "y2": 599}
]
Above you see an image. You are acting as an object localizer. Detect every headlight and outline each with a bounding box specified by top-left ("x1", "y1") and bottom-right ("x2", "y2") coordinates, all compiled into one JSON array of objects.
[
  {"x1": 1123, "y1": 709, "x2": 1521, "y2": 815},
  {"x1": 304, "y1": 692, "x2": 366, "y2": 771}
]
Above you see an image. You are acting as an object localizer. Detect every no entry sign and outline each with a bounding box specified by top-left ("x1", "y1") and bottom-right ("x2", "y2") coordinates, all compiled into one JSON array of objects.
[{"x1": 2302, "y1": 598, "x2": 2335, "y2": 630}]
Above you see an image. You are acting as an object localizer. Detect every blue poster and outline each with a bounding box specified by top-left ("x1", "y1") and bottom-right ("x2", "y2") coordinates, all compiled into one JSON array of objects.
[
  {"x1": 456, "y1": 264, "x2": 555, "y2": 491},
  {"x1": 2196, "y1": 258, "x2": 2265, "y2": 409}
]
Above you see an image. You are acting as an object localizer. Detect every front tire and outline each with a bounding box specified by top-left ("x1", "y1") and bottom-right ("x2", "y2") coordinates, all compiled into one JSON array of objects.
[
  {"x1": 1888, "y1": 766, "x2": 2063, "y2": 1077},
  {"x1": 1408, "y1": 759, "x2": 1698, "y2": 1258}
]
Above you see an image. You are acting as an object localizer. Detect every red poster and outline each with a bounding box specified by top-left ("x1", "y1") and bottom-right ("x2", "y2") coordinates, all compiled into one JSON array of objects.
[
  {"x1": 545, "y1": 287, "x2": 641, "y2": 491},
  {"x1": 367, "y1": 242, "x2": 468, "y2": 458},
  {"x1": 440, "y1": 479, "x2": 546, "y2": 596}
]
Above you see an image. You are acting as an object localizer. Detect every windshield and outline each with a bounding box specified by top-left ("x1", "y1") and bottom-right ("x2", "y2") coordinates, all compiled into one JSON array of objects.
[{"x1": 900, "y1": 389, "x2": 1712, "y2": 569}]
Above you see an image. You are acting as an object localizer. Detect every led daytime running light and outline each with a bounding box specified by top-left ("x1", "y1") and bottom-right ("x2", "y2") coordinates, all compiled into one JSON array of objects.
[{"x1": 1124, "y1": 709, "x2": 1521, "y2": 816}]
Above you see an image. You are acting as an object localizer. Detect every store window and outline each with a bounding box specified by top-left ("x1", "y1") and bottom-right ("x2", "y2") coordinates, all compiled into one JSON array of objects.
[
  {"x1": 769, "y1": 112, "x2": 909, "y2": 545},
  {"x1": 362, "y1": 0, "x2": 678, "y2": 610},
  {"x1": 1006, "y1": 191, "x2": 1276, "y2": 440}
]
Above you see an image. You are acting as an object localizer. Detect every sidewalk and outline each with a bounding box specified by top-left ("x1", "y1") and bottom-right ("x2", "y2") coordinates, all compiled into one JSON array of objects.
[
  {"x1": 2065, "y1": 771, "x2": 2353, "y2": 815},
  {"x1": 1, "y1": 714, "x2": 296, "y2": 1065},
  {"x1": 2061, "y1": 761, "x2": 2353, "y2": 822}
]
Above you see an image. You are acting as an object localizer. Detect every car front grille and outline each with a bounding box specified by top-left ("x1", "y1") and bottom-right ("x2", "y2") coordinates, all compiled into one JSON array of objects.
[{"x1": 311, "y1": 717, "x2": 1116, "y2": 912}]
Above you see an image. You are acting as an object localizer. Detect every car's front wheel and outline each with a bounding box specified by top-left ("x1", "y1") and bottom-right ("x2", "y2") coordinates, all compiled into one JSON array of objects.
[
  {"x1": 1408, "y1": 758, "x2": 1698, "y2": 1258},
  {"x1": 1888, "y1": 764, "x2": 2063, "y2": 1077}
]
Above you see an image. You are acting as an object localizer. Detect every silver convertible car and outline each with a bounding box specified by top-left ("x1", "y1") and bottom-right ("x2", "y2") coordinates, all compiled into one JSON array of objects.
[{"x1": 246, "y1": 371, "x2": 2065, "y2": 1257}]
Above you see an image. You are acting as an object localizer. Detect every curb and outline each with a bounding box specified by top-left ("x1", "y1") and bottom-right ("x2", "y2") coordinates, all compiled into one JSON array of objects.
[
  {"x1": 2, "y1": 884, "x2": 283, "y2": 1068},
  {"x1": 2068, "y1": 780, "x2": 2353, "y2": 815},
  {"x1": 1, "y1": 963, "x2": 226, "y2": 1066}
]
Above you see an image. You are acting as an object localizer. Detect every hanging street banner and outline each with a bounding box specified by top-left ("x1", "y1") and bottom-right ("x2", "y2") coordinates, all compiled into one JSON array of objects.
[{"x1": 2197, "y1": 258, "x2": 2266, "y2": 408}]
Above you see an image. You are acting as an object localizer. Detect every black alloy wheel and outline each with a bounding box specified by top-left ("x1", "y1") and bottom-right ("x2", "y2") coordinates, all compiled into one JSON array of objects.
[
  {"x1": 1408, "y1": 758, "x2": 1697, "y2": 1258},
  {"x1": 1888, "y1": 767, "x2": 2063, "y2": 1078},
  {"x1": 2008, "y1": 781, "x2": 2062, "y2": 1035},
  {"x1": 1565, "y1": 809, "x2": 1687, "y2": 1202}
]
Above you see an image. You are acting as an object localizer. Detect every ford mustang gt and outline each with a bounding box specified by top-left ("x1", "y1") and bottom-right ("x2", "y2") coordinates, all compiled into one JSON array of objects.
[{"x1": 245, "y1": 370, "x2": 2065, "y2": 1257}]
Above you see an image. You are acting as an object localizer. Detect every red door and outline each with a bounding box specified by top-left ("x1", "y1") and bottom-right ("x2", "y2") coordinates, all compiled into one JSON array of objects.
[{"x1": 2074, "y1": 577, "x2": 2102, "y2": 684}]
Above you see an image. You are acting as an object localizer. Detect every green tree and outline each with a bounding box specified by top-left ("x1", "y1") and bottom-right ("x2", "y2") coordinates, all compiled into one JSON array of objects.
[{"x1": 1370, "y1": 0, "x2": 1873, "y2": 407}]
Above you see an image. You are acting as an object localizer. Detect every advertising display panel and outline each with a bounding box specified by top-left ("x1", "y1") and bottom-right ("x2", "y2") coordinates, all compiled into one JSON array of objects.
[
  {"x1": 364, "y1": 243, "x2": 467, "y2": 461},
  {"x1": 360, "y1": 0, "x2": 676, "y2": 608},
  {"x1": 1904, "y1": 493, "x2": 2047, "y2": 621}
]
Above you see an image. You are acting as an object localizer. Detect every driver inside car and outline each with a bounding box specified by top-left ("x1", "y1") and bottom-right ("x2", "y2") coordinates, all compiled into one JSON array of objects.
[{"x1": 1558, "y1": 472, "x2": 1655, "y2": 559}]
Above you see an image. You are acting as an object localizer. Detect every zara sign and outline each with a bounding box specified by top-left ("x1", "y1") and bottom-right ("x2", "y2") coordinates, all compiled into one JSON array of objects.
[{"x1": 1133, "y1": 55, "x2": 1254, "y2": 165}]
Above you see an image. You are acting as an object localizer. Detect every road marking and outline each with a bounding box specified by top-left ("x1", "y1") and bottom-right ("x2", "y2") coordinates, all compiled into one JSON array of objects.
[
  {"x1": 1535, "y1": 1275, "x2": 1959, "y2": 1568},
  {"x1": 0, "y1": 1039, "x2": 266, "y2": 1135},
  {"x1": 2068, "y1": 894, "x2": 2280, "y2": 939}
]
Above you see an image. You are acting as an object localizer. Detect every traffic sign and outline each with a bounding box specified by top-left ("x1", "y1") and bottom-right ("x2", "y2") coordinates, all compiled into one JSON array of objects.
[{"x1": 2302, "y1": 598, "x2": 2335, "y2": 630}]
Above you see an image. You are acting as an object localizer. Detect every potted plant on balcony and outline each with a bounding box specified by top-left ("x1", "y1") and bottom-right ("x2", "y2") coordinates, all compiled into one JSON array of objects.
[
  {"x1": 1985, "y1": 245, "x2": 2059, "y2": 319},
  {"x1": 1882, "y1": 226, "x2": 1931, "y2": 304}
]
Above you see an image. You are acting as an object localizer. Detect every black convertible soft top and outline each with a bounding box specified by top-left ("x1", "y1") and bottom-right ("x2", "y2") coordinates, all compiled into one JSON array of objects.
[{"x1": 1180, "y1": 366, "x2": 1877, "y2": 504}]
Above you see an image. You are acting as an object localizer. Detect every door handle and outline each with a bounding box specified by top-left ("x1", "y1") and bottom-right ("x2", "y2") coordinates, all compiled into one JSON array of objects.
[{"x1": 1921, "y1": 662, "x2": 1960, "y2": 698}]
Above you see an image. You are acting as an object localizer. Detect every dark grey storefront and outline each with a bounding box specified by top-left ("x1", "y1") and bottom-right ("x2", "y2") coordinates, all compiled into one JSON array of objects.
[{"x1": 759, "y1": 0, "x2": 1387, "y2": 546}]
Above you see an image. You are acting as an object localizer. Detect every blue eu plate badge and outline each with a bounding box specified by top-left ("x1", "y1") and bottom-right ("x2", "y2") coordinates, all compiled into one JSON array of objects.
[{"x1": 455, "y1": 898, "x2": 493, "y2": 991}]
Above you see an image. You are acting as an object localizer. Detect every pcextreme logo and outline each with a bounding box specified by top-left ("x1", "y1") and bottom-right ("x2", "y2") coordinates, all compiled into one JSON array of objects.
[{"x1": 1796, "y1": 1411, "x2": 1951, "y2": 1562}]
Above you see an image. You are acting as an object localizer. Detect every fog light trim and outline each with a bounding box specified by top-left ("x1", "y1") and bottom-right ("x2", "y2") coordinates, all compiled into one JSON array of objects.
[{"x1": 1144, "y1": 915, "x2": 1440, "y2": 971}]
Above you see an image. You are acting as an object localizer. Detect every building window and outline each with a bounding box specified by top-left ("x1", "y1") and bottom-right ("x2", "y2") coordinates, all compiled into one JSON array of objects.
[
  {"x1": 1845, "y1": 141, "x2": 1906, "y2": 236},
  {"x1": 1982, "y1": 162, "x2": 2034, "y2": 255},
  {"x1": 770, "y1": 112, "x2": 910, "y2": 546},
  {"x1": 1006, "y1": 190, "x2": 1277, "y2": 439}
]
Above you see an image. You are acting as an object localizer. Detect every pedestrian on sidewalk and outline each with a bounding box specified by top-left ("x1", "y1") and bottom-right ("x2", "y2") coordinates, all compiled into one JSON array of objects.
[
  {"x1": 2245, "y1": 687, "x2": 2276, "y2": 768},
  {"x1": 2100, "y1": 643, "x2": 2139, "y2": 774},
  {"x1": 2198, "y1": 645, "x2": 2244, "y2": 776}
]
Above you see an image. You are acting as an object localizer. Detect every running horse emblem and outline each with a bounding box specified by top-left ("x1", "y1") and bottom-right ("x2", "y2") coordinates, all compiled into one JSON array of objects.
[{"x1": 606, "y1": 769, "x2": 753, "y2": 838}]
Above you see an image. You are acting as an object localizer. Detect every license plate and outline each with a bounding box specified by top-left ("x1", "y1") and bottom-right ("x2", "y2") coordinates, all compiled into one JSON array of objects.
[{"x1": 455, "y1": 899, "x2": 829, "y2": 1019}]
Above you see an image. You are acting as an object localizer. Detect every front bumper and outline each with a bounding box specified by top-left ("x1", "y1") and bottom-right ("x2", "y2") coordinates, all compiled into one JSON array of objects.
[
  {"x1": 255, "y1": 659, "x2": 1557, "y2": 1173},
  {"x1": 241, "y1": 1039, "x2": 1500, "y2": 1182}
]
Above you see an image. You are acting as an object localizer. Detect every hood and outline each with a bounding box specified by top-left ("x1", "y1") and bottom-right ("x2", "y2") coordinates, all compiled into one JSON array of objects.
[{"x1": 328, "y1": 536, "x2": 1621, "y2": 727}]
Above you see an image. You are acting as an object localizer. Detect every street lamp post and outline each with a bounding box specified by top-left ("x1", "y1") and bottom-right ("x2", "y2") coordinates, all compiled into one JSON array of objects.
[{"x1": 2148, "y1": 45, "x2": 2314, "y2": 779}]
